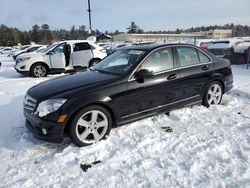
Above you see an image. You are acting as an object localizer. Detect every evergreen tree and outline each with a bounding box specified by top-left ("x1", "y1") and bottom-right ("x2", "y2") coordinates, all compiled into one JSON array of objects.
[
  {"x1": 30, "y1": 24, "x2": 41, "y2": 43},
  {"x1": 127, "y1": 21, "x2": 144, "y2": 34},
  {"x1": 41, "y1": 24, "x2": 53, "y2": 44}
]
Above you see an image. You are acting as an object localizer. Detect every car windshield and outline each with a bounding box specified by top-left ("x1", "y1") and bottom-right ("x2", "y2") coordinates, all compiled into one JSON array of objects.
[
  {"x1": 20, "y1": 46, "x2": 30, "y2": 50},
  {"x1": 37, "y1": 43, "x2": 59, "y2": 53},
  {"x1": 93, "y1": 49, "x2": 145, "y2": 75}
]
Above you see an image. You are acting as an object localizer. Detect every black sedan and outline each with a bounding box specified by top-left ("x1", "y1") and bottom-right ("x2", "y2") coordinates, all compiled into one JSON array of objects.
[{"x1": 24, "y1": 43, "x2": 233, "y2": 146}]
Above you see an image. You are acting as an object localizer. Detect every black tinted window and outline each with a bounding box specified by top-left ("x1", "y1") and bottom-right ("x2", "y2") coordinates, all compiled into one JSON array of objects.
[
  {"x1": 74, "y1": 43, "x2": 91, "y2": 52},
  {"x1": 141, "y1": 48, "x2": 174, "y2": 73},
  {"x1": 176, "y1": 47, "x2": 200, "y2": 67},
  {"x1": 89, "y1": 44, "x2": 95, "y2": 50},
  {"x1": 27, "y1": 47, "x2": 39, "y2": 52}
]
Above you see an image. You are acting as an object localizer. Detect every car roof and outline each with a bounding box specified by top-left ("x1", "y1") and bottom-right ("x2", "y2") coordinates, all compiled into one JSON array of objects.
[
  {"x1": 123, "y1": 43, "x2": 199, "y2": 51},
  {"x1": 56, "y1": 40, "x2": 95, "y2": 45}
]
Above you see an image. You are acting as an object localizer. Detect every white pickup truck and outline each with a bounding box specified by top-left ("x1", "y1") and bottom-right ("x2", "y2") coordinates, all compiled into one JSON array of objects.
[{"x1": 15, "y1": 40, "x2": 107, "y2": 77}]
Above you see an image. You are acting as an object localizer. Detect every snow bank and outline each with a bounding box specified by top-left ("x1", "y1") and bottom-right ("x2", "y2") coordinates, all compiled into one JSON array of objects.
[{"x1": 0, "y1": 59, "x2": 250, "y2": 187}]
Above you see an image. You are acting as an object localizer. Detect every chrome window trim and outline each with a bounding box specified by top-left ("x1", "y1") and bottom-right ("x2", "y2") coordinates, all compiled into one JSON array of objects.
[{"x1": 128, "y1": 44, "x2": 212, "y2": 81}]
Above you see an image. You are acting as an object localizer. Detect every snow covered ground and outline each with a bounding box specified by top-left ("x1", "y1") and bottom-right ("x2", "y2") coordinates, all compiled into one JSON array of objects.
[{"x1": 0, "y1": 57, "x2": 250, "y2": 188}]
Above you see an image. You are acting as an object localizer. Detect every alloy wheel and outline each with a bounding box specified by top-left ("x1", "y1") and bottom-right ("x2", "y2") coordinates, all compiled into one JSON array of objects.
[
  {"x1": 34, "y1": 65, "x2": 47, "y2": 77},
  {"x1": 75, "y1": 110, "x2": 108, "y2": 144},
  {"x1": 207, "y1": 83, "x2": 222, "y2": 105}
]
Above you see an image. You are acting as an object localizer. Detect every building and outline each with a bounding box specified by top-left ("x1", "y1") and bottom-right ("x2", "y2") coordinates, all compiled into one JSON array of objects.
[
  {"x1": 188, "y1": 29, "x2": 232, "y2": 39},
  {"x1": 212, "y1": 29, "x2": 232, "y2": 39},
  {"x1": 113, "y1": 29, "x2": 233, "y2": 42},
  {"x1": 113, "y1": 33, "x2": 206, "y2": 43}
]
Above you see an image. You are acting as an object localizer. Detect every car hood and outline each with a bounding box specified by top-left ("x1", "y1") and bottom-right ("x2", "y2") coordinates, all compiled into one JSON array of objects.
[
  {"x1": 18, "y1": 52, "x2": 43, "y2": 59},
  {"x1": 27, "y1": 70, "x2": 120, "y2": 101}
]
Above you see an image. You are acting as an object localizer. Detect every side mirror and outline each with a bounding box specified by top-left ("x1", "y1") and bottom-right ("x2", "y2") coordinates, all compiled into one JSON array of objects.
[
  {"x1": 47, "y1": 51, "x2": 55, "y2": 55},
  {"x1": 134, "y1": 69, "x2": 153, "y2": 80}
]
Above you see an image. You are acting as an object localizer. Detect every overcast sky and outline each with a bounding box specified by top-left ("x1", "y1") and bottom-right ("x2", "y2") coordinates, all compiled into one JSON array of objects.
[{"x1": 0, "y1": 0, "x2": 249, "y2": 31}]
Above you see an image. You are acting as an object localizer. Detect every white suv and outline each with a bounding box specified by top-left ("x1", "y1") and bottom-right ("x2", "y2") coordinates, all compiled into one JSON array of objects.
[
  {"x1": 14, "y1": 40, "x2": 107, "y2": 77},
  {"x1": 0, "y1": 47, "x2": 13, "y2": 55}
]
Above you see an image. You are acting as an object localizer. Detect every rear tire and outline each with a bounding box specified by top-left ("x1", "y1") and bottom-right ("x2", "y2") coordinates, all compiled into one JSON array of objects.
[
  {"x1": 69, "y1": 105, "x2": 112, "y2": 147},
  {"x1": 30, "y1": 63, "x2": 48, "y2": 77},
  {"x1": 202, "y1": 81, "x2": 223, "y2": 107}
]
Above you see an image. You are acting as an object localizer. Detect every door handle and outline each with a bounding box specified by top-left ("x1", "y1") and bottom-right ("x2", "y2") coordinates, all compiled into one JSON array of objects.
[
  {"x1": 167, "y1": 73, "x2": 177, "y2": 80},
  {"x1": 202, "y1": 65, "x2": 209, "y2": 71}
]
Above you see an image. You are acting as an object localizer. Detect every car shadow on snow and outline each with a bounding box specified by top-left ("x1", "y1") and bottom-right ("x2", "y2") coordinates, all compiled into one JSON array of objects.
[{"x1": 0, "y1": 67, "x2": 27, "y2": 79}]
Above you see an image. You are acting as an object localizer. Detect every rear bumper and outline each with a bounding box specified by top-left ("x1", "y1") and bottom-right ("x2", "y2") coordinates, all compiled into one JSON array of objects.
[
  {"x1": 24, "y1": 110, "x2": 65, "y2": 143},
  {"x1": 224, "y1": 81, "x2": 233, "y2": 93},
  {"x1": 224, "y1": 71, "x2": 233, "y2": 93}
]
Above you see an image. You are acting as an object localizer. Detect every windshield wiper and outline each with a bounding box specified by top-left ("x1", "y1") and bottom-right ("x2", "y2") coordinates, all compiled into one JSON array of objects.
[
  {"x1": 94, "y1": 68, "x2": 110, "y2": 74},
  {"x1": 91, "y1": 68, "x2": 120, "y2": 76}
]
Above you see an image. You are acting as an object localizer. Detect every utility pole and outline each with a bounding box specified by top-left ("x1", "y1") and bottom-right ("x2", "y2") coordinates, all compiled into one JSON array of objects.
[{"x1": 87, "y1": 0, "x2": 92, "y2": 34}]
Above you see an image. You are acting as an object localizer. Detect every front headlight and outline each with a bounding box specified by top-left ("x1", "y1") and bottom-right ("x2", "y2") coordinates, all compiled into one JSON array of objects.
[
  {"x1": 35, "y1": 98, "x2": 67, "y2": 117},
  {"x1": 17, "y1": 57, "x2": 31, "y2": 62}
]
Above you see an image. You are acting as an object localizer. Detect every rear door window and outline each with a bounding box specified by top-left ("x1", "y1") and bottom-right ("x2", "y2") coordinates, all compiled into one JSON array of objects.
[
  {"x1": 73, "y1": 43, "x2": 91, "y2": 52},
  {"x1": 176, "y1": 47, "x2": 200, "y2": 67}
]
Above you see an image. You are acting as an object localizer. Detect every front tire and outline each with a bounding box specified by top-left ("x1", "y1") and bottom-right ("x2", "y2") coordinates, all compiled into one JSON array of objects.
[
  {"x1": 30, "y1": 63, "x2": 48, "y2": 77},
  {"x1": 69, "y1": 105, "x2": 112, "y2": 147},
  {"x1": 203, "y1": 81, "x2": 223, "y2": 107}
]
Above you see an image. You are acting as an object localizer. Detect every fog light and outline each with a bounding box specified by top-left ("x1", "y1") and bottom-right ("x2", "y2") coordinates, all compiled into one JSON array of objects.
[
  {"x1": 20, "y1": 65, "x2": 26, "y2": 69},
  {"x1": 42, "y1": 128, "x2": 47, "y2": 135}
]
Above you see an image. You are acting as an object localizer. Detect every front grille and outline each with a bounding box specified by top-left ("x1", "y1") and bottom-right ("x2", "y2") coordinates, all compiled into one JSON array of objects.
[{"x1": 23, "y1": 95, "x2": 37, "y2": 112}]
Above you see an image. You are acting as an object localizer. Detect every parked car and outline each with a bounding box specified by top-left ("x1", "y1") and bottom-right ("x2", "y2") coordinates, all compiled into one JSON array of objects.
[
  {"x1": 24, "y1": 43, "x2": 233, "y2": 146},
  {"x1": 207, "y1": 39, "x2": 250, "y2": 64},
  {"x1": 15, "y1": 40, "x2": 107, "y2": 77},
  {"x1": 12, "y1": 45, "x2": 44, "y2": 60},
  {"x1": 207, "y1": 40, "x2": 234, "y2": 59},
  {"x1": 0, "y1": 47, "x2": 13, "y2": 55},
  {"x1": 10, "y1": 45, "x2": 30, "y2": 57}
]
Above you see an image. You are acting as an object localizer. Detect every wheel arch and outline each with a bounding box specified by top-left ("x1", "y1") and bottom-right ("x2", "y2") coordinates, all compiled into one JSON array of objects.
[
  {"x1": 202, "y1": 77, "x2": 225, "y2": 102},
  {"x1": 210, "y1": 73, "x2": 225, "y2": 93},
  {"x1": 30, "y1": 61, "x2": 50, "y2": 74}
]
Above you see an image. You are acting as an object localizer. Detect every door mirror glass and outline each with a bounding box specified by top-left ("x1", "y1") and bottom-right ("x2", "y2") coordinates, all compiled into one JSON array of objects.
[
  {"x1": 47, "y1": 51, "x2": 55, "y2": 55},
  {"x1": 134, "y1": 69, "x2": 153, "y2": 79}
]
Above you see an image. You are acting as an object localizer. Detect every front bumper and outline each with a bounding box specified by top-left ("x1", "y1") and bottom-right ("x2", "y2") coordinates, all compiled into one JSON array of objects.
[
  {"x1": 24, "y1": 110, "x2": 65, "y2": 143},
  {"x1": 14, "y1": 65, "x2": 30, "y2": 75}
]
